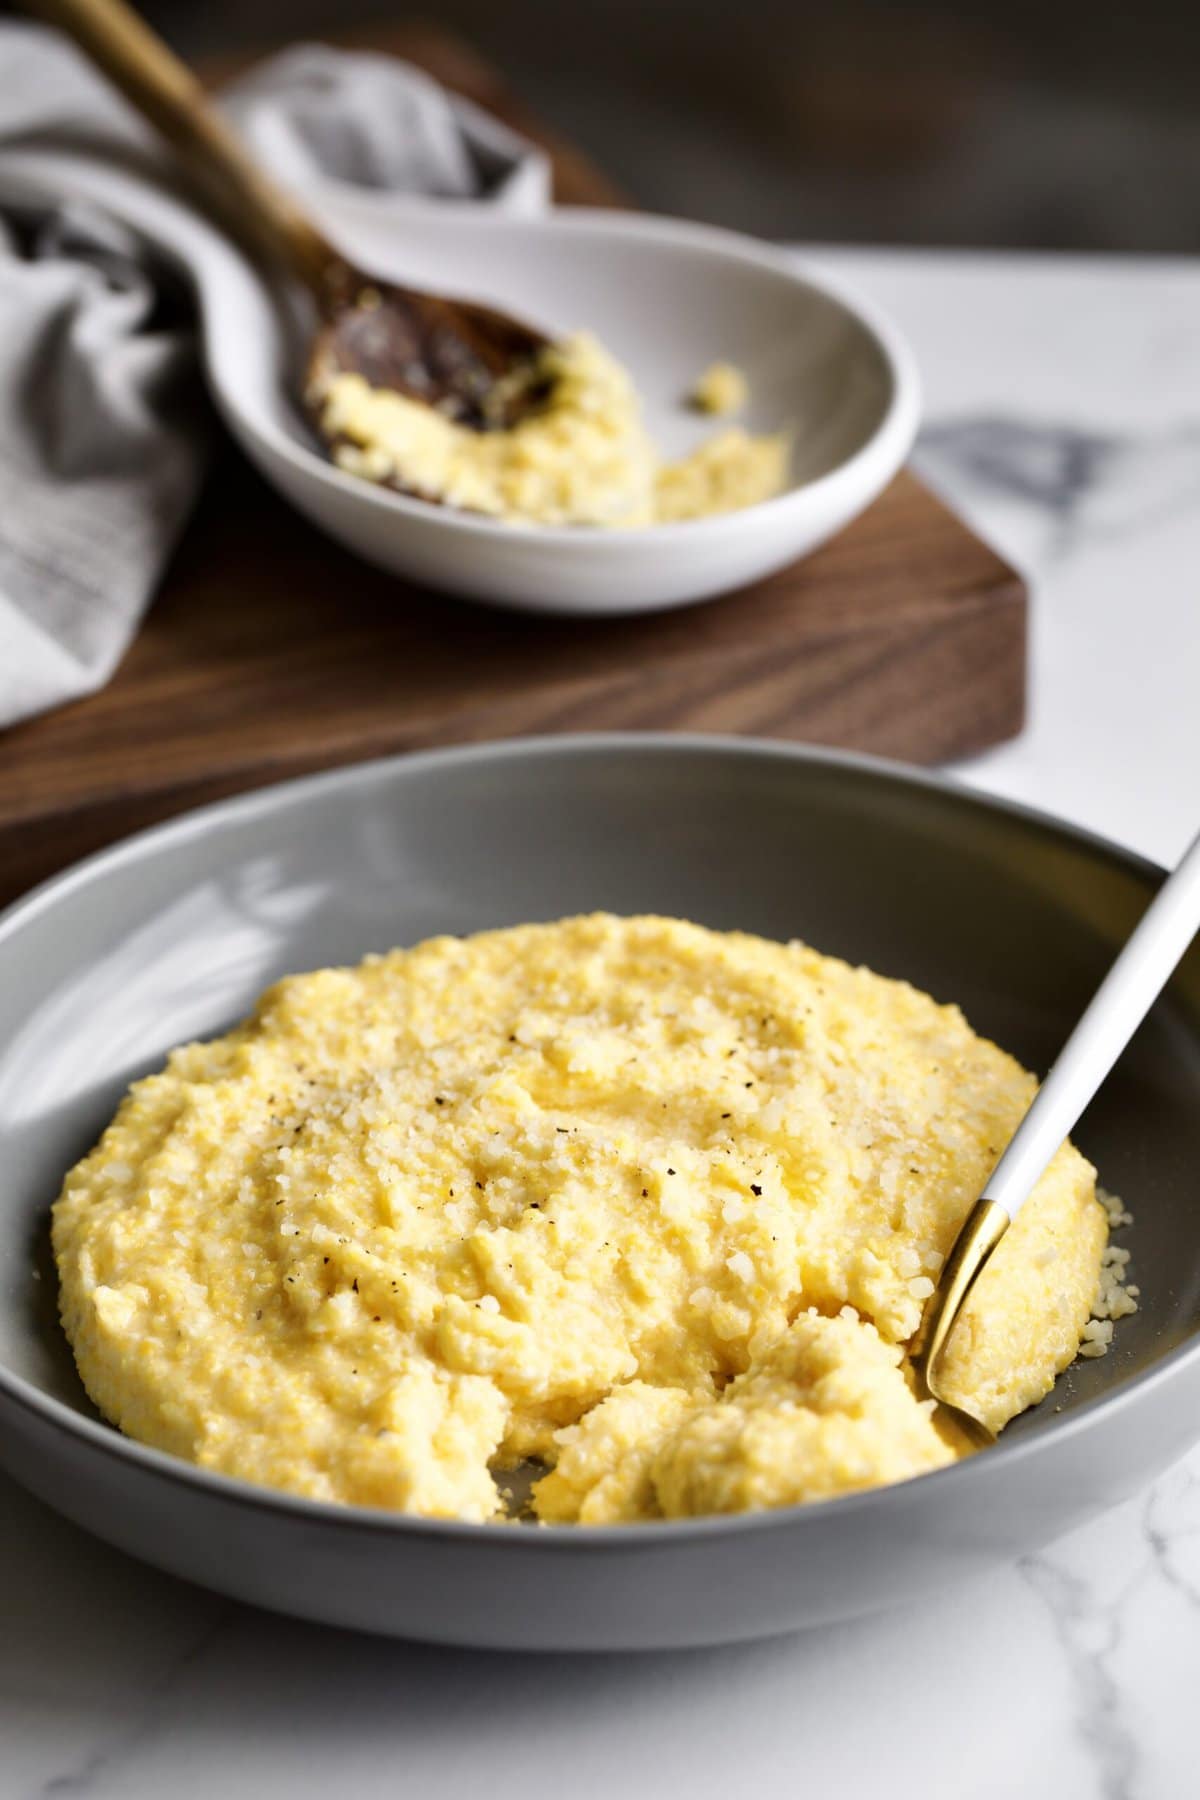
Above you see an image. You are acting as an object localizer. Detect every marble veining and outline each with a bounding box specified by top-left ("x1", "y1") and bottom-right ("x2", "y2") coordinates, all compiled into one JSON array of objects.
[
  {"x1": 1144, "y1": 1462, "x2": 1200, "y2": 1616},
  {"x1": 1020, "y1": 1548, "x2": 1143, "y2": 1800},
  {"x1": 921, "y1": 416, "x2": 1130, "y2": 519},
  {"x1": 4, "y1": 250, "x2": 1200, "y2": 1799},
  {"x1": 920, "y1": 417, "x2": 1200, "y2": 561},
  {"x1": 39, "y1": 1610, "x2": 233, "y2": 1800}
]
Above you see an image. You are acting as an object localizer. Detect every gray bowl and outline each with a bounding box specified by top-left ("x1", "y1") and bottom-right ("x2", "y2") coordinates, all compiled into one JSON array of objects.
[{"x1": 2, "y1": 735, "x2": 1198, "y2": 1651}]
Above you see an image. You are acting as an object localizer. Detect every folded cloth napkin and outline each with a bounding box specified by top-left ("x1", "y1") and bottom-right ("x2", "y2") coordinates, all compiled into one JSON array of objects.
[{"x1": 0, "y1": 24, "x2": 548, "y2": 729}]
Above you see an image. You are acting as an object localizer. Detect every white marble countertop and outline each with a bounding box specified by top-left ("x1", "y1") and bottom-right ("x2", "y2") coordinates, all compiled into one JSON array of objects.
[{"x1": 6, "y1": 250, "x2": 1199, "y2": 1800}]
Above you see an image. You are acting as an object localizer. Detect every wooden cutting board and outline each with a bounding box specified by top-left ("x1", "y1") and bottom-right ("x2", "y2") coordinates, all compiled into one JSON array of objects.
[{"x1": 0, "y1": 24, "x2": 1026, "y2": 909}]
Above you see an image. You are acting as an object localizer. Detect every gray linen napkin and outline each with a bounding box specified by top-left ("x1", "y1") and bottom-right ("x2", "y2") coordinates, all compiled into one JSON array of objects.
[{"x1": 0, "y1": 24, "x2": 547, "y2": 729}]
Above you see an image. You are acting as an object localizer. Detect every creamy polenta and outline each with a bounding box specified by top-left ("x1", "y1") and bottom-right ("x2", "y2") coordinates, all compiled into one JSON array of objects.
[
  {"x1": 311, "y1": 333, "x2": 789, "y2": 527},
  {"x1": 54, "y1": 915, "x2": 1126, "y2": 1524}
]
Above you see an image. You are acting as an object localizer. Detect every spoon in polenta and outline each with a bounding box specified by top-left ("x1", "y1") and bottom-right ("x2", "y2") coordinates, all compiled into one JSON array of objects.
[
  {"x1": 24, "y1": 0, "x2": 551, "y2": 435},
  {"x1": 912, "y1": 822, "x2": 1200, "y2": 1451}
]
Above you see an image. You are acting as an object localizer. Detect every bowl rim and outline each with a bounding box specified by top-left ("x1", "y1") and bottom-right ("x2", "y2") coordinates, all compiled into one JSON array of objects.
[{"x1": 2, "y1": 730, "x2": 1194, "y2": 1550}]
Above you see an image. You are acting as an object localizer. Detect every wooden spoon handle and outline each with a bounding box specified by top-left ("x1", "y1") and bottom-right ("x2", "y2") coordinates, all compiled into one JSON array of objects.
[{"x1": 21, "y1": 0, "x2": 340, "y2": 295}]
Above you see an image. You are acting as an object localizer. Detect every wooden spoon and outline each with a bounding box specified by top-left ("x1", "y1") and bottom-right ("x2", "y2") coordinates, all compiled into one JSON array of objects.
[{"x1": 23, "y1": 0, "x2": 551, "y2": 430}]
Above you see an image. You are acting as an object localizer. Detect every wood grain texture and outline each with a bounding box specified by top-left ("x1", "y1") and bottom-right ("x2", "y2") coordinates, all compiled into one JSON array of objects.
[
  {"x1": 0, "y1": 23, "x2": 1026, "y2": 909},
  {"x1": 0, "y1": 456, "x2": 1025, "y2": 905}
]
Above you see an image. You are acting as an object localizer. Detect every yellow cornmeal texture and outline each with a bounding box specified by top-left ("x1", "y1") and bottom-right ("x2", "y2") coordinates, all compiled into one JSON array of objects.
[
  {"x1": 689, "y1": 361, "x2": 748, "y2": 415},
  {"x1": 312, "y1": 332, "x2": 788, "y2": 527},
  {"x1": 53, "y1": 915, "x2": 1108, "y2": 1524}
]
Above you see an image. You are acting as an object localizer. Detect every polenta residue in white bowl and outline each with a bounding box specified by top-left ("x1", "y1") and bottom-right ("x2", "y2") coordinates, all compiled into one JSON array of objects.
[
  {"x1": 53, "y1": 915, "x2": 1136, "y2": 1525},
  {"x1": 310, "y1": 335, "x2": 790, "y2": 528}
]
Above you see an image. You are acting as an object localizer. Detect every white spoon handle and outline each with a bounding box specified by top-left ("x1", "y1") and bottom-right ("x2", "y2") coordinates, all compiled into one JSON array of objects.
[{"x1": 985, "y1": 825, "x2": 1200, "y2": 1220}]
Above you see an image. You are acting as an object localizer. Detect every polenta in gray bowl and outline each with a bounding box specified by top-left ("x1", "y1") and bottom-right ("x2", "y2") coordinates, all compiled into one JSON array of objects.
[{"x1": 1, "y1": 737, "x2": 1197, "y2": 1648}]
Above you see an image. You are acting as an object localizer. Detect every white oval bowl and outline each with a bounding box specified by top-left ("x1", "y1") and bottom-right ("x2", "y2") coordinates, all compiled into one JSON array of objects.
[{"x1": 0, "y1": 152, "x2": 918, "y2": 614}]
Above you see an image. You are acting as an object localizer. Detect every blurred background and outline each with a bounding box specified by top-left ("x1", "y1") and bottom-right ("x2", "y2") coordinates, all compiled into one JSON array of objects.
[{"x1": 139, "y1": 0, "x2": 1200, "y2": 251}]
